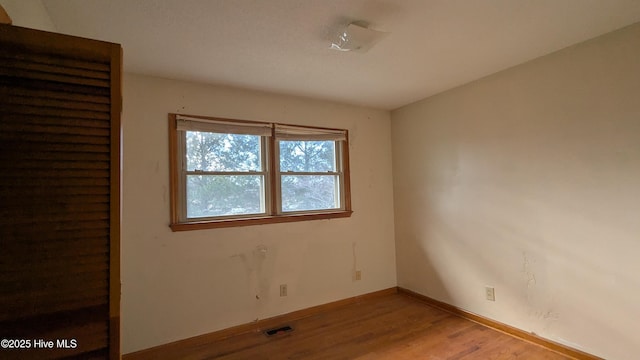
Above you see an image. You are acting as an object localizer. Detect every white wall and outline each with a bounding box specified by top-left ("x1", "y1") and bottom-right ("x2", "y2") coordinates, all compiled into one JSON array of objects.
[
  {"x1": 0, "y1": 0, "x2": 56, "y2": 31},
  {"x1": 121, "y1": 74, "x2": 397, "y2": 353},
  {"x1": 392, "y1": 22, "x2": 640, "y2": 360}
]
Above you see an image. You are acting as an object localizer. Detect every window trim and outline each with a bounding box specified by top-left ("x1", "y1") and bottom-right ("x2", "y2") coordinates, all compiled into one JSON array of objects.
[{"x1": 169, "y1": 113, "x2": 352, "y2": 231}]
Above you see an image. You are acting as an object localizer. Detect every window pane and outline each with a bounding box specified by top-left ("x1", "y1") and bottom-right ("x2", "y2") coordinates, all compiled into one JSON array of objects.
[
  {"x1": 279, "y1": 140, "x2": 335, "y2": 172},
  {"x1": 186, "y1": 131, "x2": 261, "y2": 172},
  {"x1": 187, "y1": 175, "x2": 264, "y2": 218},
  {"x1": 281, "y1": 175, "x2": 339, "y2": 212}
]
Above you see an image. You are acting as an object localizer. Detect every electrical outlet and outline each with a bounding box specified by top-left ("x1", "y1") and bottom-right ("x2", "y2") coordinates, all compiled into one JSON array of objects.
[
  {"x1": 485, "y1": 286, "x2": 495, "y2": 301},
  {"x1": 280, "y1": 284, "x2": 287, "y2": 297},
  {"x1": 355, "y1": 270, "x2": 362, "y2": 281}
]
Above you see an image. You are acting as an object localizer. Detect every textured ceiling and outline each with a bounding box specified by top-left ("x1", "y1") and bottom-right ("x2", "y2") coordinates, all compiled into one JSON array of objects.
[{"x1": 42, "y1": 0, "x2": 640, "y2": 110}]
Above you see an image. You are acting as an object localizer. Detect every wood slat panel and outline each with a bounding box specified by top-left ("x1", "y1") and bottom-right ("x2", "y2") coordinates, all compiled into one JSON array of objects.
[
  {"x1": 0, "y1": 246, "x2": 108, "y2": 261},
  {"x1": 0, "y1": 188, "x2": 109, "y2": 200},
  {"x1": 2, "y1": 238, "x2": 109, "y2": 260},
  {"x1": 0, "y1": 163, "x2": 109, "y2": 178},
  {"x1": 2, "y1": 132, "x2": 109, "y2": 146},
  {"x1": 0, "y1": 56, "x2": 110, "y2": 80},
  {"x1": 0, "y1": 76, "x2": 110, "y2": 98},
  {"x1": 1, "y1": 114, "x2": 110, "y2": 130},
  {"x1": 0, "y1": 133, "x2": 109, "y2": 146},
  {"x1": 0, "y1": 51, "x2": 110, "y2": 72},
  {"x1": 0, "y1": 325, "x2": 109, "y2": 360},
  {"x1": 0, "y1": 297, "x2": 108, "y2": 324},
  {"x1": 2, "y1": 103, "x2": 110, "y2": 120},
  {"x1": 0, "y1": 249, "x2": 109, "y2": 269},
  {"x1": 44, "y1": 220, "x2": 110, "y2": 231},
  {"x1": 8, "y1": 294, "x2": 109, "y2": 313},
  {"x1": 0, "y1": 23, "x2": 120, "y2": 359},
  {"x1": 0, "y1": 167, "x2": 110, "y2": 178},
  {"x1": 0, "y1": 267, "x2": 109, "y2": 286},
  {"x1": 0, "y1": 148, "x2": 111, "y2": 160},
  {"x1": 0, "y1": 228, "x2": 109, "y2": 243},
  {"x1": 3, "y1": 94, "x2": 111, "y2": 112},
  {"x1": 0, "y1": 124, "x2": 110, "y2": 138},
  {"x1": 0, "y1": 295, "x2": 109, "y2": 322},
  {"x1": 1, "y1": 199, "x2": 110, "y2": 211},
  {"x1": 0, "y1": 212, "x2": 110, "y2": 226},
  {"x1": 0, "y1": 201, "x2": 108, "y2": 212},
  {"x1": 0, "y1": 306, "x2": 109, "y2": 359},
  {"x1": 0, "y1": 66, "x2": 109, "y2": 87},
  {"x1": 0, "y1": 276, "x2": 108, "y2": 298},
  {"x1": 0, "y1": 141, "x2": 110, "y2": 153},
  {"x1": 0, "y1": 195, "x2": 110, "y2": 212},
  {"x1": 0, "y1": 210, "x2": 109, "y2": 224},
  {"x1": 0, "y1": 301, "x2": 109, "y2": 324},
  {"x1": 0, "y1": 178, "x2": 109, "y2": 188},
  {"x1": 1, "y1": 222, "x2": 110, "y2": 240},
  {"x1": 0, "y1": 281, "x2": 108, "y2": 311},
  {"x1": 0, "y1": 305, "x2": 109, "y2": 334},
  {"x1": 0, "y1": 84, "x2": 110, "y2": 105},
  {"x1": 2, "y1": 233, "x2": 108, "y2": 249},
  {"x1": 4, "y1": 160, "x2": 110, "y2": 170},
  {"x1": 0, "y1": 281, "x2": 109, "y2": 299}
]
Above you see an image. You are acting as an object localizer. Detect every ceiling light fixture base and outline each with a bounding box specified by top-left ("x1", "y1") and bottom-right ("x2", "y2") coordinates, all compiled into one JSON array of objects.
[{"x1": 329, "y1": 22, "x2": 389, "y2": 53}]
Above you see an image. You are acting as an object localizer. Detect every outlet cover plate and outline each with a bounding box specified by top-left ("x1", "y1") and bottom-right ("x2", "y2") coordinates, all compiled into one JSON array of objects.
[{"x1": 485, "y1": 286, "x2": 495, "y2": 301}]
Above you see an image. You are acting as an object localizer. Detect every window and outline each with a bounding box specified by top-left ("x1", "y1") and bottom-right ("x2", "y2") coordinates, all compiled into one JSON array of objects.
[{"x1": 169, "y1": 114, "x2": 352, "y2": 230}]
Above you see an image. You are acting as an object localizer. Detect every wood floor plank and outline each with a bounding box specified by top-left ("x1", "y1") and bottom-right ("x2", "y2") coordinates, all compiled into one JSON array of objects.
[{"x1": 130, "y1": 293, "x2": 572, "y2": 359}]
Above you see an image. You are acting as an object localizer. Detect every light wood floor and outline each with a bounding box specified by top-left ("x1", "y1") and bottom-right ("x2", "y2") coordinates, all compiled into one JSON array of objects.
[{"x1": 151, "y1": 293, "x2": 570, "y2": 359}]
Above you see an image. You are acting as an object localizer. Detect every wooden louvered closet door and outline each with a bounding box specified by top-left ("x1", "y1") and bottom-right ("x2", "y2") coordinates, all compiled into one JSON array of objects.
[{"x1": 0, "y1": 25, "x2": 121, "y2": 359}]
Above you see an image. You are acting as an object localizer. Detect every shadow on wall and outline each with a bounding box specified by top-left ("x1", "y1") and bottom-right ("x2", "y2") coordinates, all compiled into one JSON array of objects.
[
  {"x1": 397, "y1": 230, "x2": 452, "y2": 304},
  {"x1": 419, "y1": 182, "x2": 639, "y2": 354}
]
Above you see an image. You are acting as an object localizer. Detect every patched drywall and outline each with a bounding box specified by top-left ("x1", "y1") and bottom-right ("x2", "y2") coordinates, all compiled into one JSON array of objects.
[
  {"x1": 121, "y1": 74, "x2": 397, "y2": 353},
  {"x1": 392, "y1": 22, "x2": 640, "y2": 360}
]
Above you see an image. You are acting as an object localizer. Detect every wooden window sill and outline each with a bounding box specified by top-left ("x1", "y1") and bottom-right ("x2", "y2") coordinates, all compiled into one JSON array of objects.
[{"x1": 170, "y1": 210, "x2": 353, "y2": 231}]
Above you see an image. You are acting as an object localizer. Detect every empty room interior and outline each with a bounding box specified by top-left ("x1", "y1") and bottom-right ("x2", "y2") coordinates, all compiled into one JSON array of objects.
[{"x1": 1, "y1": 0, "x2": 639, "y2": 359}]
